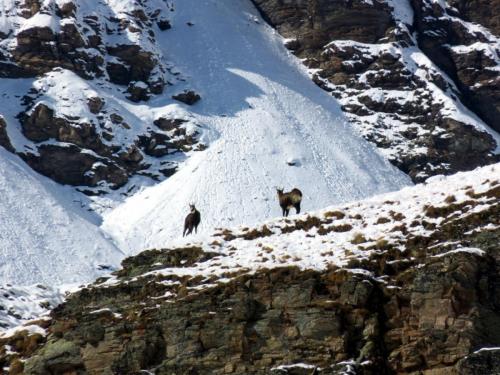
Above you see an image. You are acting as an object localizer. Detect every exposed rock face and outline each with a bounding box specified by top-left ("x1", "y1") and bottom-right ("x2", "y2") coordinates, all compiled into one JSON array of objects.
[
  {"x1": 412, "y1": 0, "x2": 500, "y2": 133},
  {"x1": 0, "y1": 116, "x2": 14, "y2": 152},
  {"x1": 0, "y1": 0, "x2": 202, "y2": 192},
  {"x1": 172, "y1": 90, "x2": 202, "y2": 105},
  {"x1": 3, "y1": 167, "x2": 499, "y2": 374},
  {"x1": 251, "y1": 0, "x2": 499, "y2": 181},
  {"x1": 13, "y1": 101, "x2": 200, "y2": 189},
  {"x1": 4, "y1": 0, "x2": 165, "y2": 90}
]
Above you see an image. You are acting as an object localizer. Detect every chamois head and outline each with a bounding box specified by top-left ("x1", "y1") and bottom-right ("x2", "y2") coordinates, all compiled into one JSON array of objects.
[{"x1": 189, "y1": 203, "x2": 196, "y2": 212}]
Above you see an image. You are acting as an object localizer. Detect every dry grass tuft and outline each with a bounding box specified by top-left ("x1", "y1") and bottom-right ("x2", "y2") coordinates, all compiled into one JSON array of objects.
[{"x1": 351, "y1": 232, "x2": 367, "y2": 244}]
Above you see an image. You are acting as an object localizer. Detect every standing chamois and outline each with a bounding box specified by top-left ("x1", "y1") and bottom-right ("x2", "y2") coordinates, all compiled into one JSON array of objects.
[
  {"x1": 276, "y1": 187, "x2": 303, "y2": 217},
  {"x1": 183, "y1": 204, "x2": 201, "y2": 236}
]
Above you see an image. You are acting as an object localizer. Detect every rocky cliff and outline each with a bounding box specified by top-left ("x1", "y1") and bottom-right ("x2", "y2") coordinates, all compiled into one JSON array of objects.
[
  {"x1": 0, "y1": 0, "x2": 203, "y2": 193},
  {"x1": 251, "y1": 0, "x2": 500, "y2": 181},
  {"x1": 1, "y1": 163, "x2": 499, "y2": 374}
]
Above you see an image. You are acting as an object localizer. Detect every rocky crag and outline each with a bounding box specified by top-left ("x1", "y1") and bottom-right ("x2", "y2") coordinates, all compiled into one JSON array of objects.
[
  {"x1": 1, "y1": 163, "x2": 499, "y2": 374},
  {"x1": 0, "y1": 0, "x2": 203, "y2": 193},
  {"x1": 251, "y1": 0, "x2": 500, "y2": 181}
]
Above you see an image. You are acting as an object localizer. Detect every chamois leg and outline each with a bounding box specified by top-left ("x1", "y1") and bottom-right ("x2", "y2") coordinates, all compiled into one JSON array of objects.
[{"x1": 294, "y1": 202, "x2": 301, "y2": 214}]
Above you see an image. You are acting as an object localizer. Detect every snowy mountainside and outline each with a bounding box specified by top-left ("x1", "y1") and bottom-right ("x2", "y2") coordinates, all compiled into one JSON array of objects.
[
  {"x1": 0, "y1": 147, "x2": 123, "y2": 286},
  {"x1": 251, "y1": 0, "x2": 500, "y2": 181},
  {"x1": 0, "y1": 0, "x2": 409, "y2": 304},
  {"x1": 3, "y1": 162, "x2": 498, "y2": 374},
  {"x1": 100, "y1": 0, "x2": 411, "y2": 253},
  {"x1": 0, "y1": 0, "x2": 202, "y2": 193}
]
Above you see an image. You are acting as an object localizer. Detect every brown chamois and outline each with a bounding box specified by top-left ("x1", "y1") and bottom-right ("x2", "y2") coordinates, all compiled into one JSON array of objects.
[
  {"x1": 183, "y1": 204, "x2": 201, "y2": 236},
  {"x1": 276, "y1": 187, "x2": 303, "y2": 217}
]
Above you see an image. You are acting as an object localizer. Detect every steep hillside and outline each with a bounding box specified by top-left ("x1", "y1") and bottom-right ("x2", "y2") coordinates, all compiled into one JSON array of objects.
[
  {"x1": 0, "y1": 0, "x2": 201, "y2": 192},
  {"x1": 251, "y1": 0, "x2": 500, "y2": 181},
  {"x1": 1, "y1": 163, "x2": 498, "y2": 374},
  {"x1": 0, "y1": 147, "x2": 123, "y2": 286},
  {"x1": 0, "y1": 2, "x2": 499, "y2": 372},
  {"x1": 99, "y1": 0, "x2": 411, "y2": 253},
  {"x1": 0, "y1": 0, "x2": 409, "y2": 200}
]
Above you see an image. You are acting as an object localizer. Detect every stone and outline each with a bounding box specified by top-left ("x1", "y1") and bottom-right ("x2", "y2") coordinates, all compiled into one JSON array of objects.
[
  {"x1": 172, "y1": 90, "x2": 201, "y2": 105},
  {"x1": 157, "y1": 19, "x2": 171, "y2": 31},
  {"x1": 126, "y1": 81, "x2": 150, "y2": 102},
  {"x1": 0, "y1": 116, "x2": 14, "y2": 152},
  {"x1": 87, "y1": 97, "x2": 105, "y2": 114}
]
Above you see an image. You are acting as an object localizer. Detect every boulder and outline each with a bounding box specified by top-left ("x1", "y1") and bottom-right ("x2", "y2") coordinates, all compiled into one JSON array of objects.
[
  {"x1": 87, "y1": 96, "x2": 105, "y2": 114},
  {"x1": 126, "y1": 81, "x2": 150, "y2": 102},
  {"x1": 172, "y1": 90, "x2": 201, "y2": 105}
]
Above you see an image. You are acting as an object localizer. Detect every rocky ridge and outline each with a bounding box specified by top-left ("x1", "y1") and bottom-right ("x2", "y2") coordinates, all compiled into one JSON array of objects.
[
  {"x1": 251, "y1": 0, "x2": 500, "y2": 181},
  {"x1": 1, "y1": 163, "x2": 499, "y2": 374},
  {"x1": 0, "y1": 0, "x2": 203, "y2": 193}
]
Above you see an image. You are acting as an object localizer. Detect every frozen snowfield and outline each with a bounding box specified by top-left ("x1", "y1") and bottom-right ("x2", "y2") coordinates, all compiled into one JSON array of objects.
[
  {"x1": 101, "y1": 0, "x2": 411, "y2": 253},
  {"x1": 0, "y1": 148, "x2": 124, "y2": 286}
]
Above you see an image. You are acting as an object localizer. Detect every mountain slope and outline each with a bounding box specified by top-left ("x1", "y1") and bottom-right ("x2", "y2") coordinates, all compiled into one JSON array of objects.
[
  {"x1": 251, "y1": 0, "x2": 500, "y2": 181},
  {"x1": 4, "y1": 163, "x2": 498, "y2": 374},
  {"x1": 0, "y1": 147, "x2": 123, "y2": 286},
  {"x1": 100, "y1": 0, "x2": 411, "y2": 253}
]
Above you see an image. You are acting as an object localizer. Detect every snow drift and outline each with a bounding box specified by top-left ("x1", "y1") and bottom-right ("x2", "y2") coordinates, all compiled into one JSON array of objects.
[{"x1": 0, "y1": 148, "x2": 123, "y2": 286}]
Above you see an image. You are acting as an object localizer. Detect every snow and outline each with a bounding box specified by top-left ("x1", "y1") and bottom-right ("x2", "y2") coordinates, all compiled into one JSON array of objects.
[
  {"x1": 0, "y1": 323, "x2": 47, "y2": 339},
  {"x1": 472, "y1": 347, "x2": 500, "y2": 354},
  {"x1": 100, "y1": 163, "x2": 499, "y2": 296},
  {"x1": 431, "y1": 247, "x2": 485, "y2": 258},
  {"x1": 19, "y1": 12, "x2": 59, "y2": 34},
  {"x1": 272, "y1": 363, "x2": 318, "y2": 371},
  {"x1": 100, "y1": 0, "x2": 411, "y2": 253},
  {"x1": 0, "y1": 148, "x2": 124, "y2": 286},
  {"x1": 384, "y1": 0, "x2": 414, "y2": 27}
]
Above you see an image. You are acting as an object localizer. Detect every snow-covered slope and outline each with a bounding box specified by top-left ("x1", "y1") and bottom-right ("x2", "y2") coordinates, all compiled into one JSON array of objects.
[
  {"x1": 100, "y1": 162, "x2": 500, "y2": 301},
  {"x1": 101, "y1": 0, "x2": 411, "y2": 253},
  {"x1": 0, "y1": 148, "x2": 123, "y2": 286}
]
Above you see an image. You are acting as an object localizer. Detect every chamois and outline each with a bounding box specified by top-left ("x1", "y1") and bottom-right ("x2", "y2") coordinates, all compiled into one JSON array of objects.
[
  {"x1": 183, "y1": 204, "x2": 201, "y2": 236},
  {"x1": 276, "y1": 187, "x2": 303, "y2": 217}
]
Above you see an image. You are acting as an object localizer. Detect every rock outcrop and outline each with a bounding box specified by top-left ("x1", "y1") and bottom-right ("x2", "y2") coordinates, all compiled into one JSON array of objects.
[
  {"x1": 251, "y1": 0, "x2": 499, "y2": 181},
  {"x1": 0, "y1": 0, "x2": 202, "y2": 192},
  {"x1": 0, "y1": 116, "x2": 14, "y2": 152},
  {"x1": 14, "y1": 96, "x2": 200, "y2": 190},
  {"x1": 2, "y1": 164, "x2": 499, "y2": 374}
]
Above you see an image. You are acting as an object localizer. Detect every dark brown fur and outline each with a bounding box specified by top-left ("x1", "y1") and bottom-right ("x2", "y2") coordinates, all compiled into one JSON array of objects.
[
  {"x1": 276, "y1": 187, "x2": 303, "y2": 217},
  {"x1": 183, "y1": 204, "x2": 201, "y2": 236}
]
